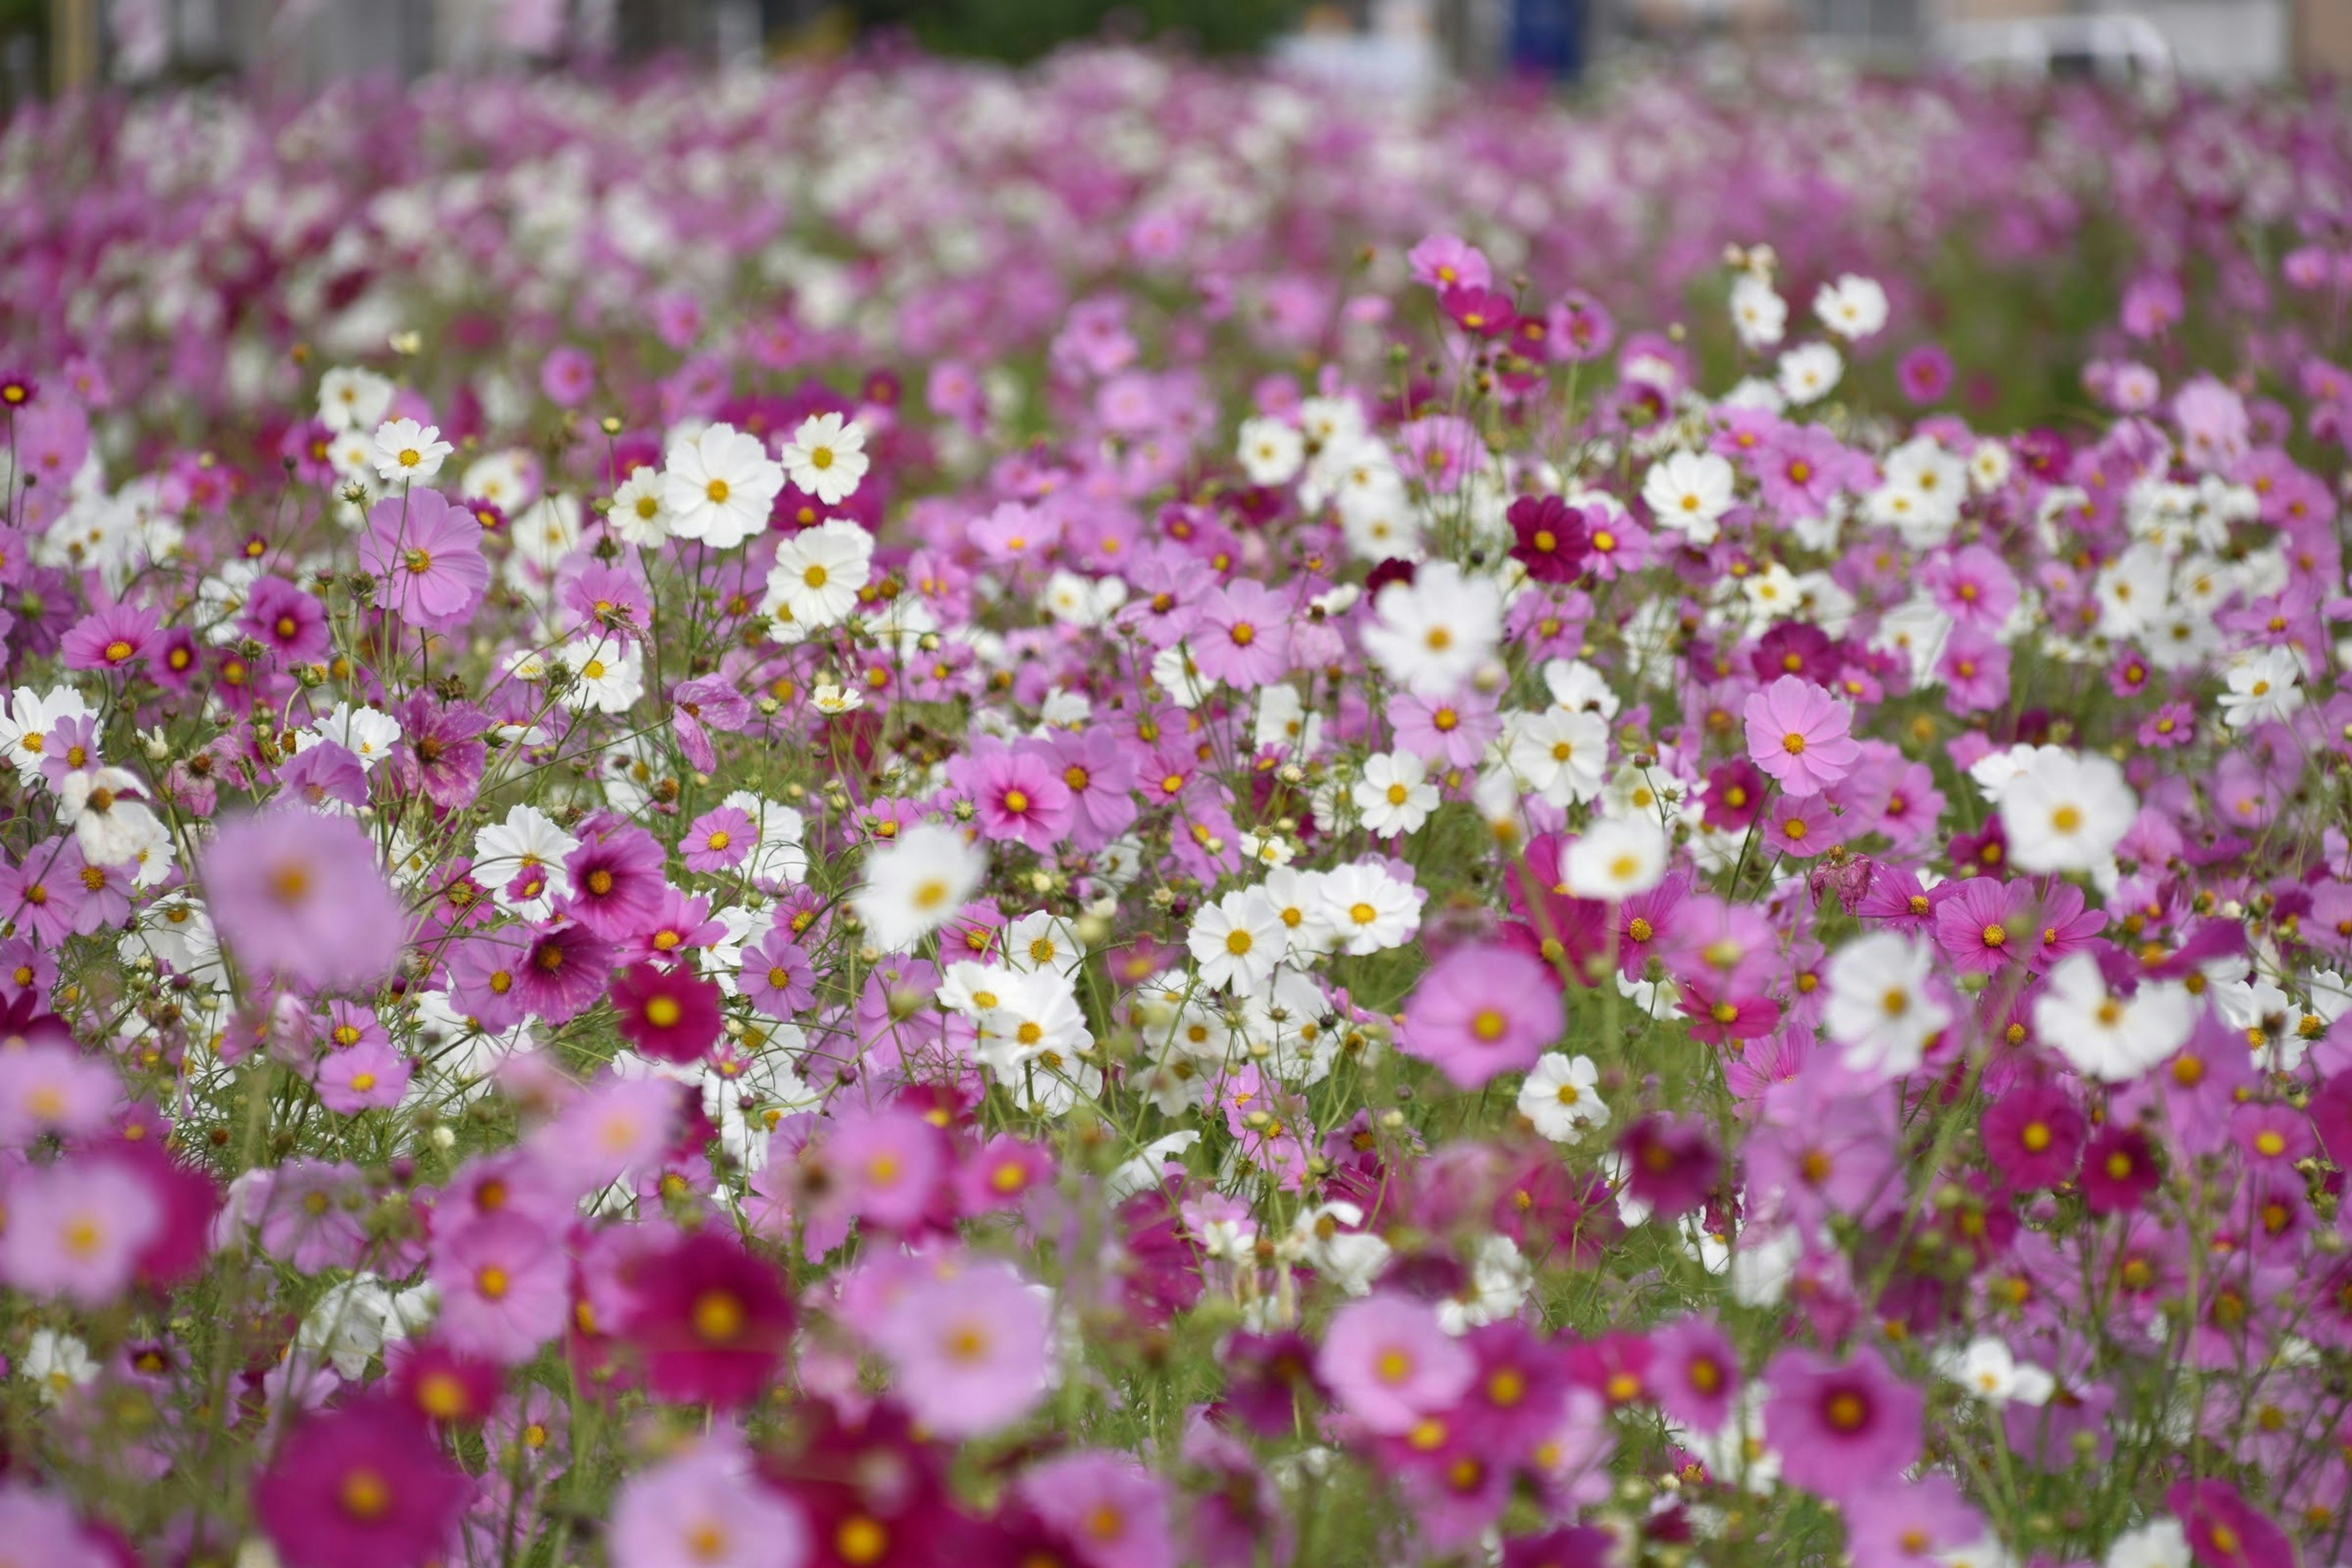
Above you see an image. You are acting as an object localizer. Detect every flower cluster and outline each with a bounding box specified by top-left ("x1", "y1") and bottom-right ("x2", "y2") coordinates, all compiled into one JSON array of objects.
[{"x1": 1, "y1": 44, "x2": 2350, "y2": 1568}]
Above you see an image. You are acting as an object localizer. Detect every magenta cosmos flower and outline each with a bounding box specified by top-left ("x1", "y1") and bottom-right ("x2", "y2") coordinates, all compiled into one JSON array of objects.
[
  {"x1": 960, "y1": 740, "x2": 1074, "y2": 853},
  {"x1": 1743, "y1": 676, "x2": 1861, "y2": 797},
  {"x1": 2165, "y1": 1478, "x2": 2296, "y2": 1568},
  {"x1": 201, "y1": 808, "x2": 405, "y2": 992},
  {"x1": 869, "y1": 1256, "x2": 1054, "y2": 1438},
  {"x1": 1316, "y1": 1292, "x2": 1474, "y2": 1434},
  {"x1": 1761, "y1": 1347, "x2": 1921, "y2": 1504},
  {"x1": 252, "y1": 1396, "x2": 470, "y2": 1568},
  {"x1": 1400, "y1": 943, "x2": 1564, "y2": 1089},
  {"x1": 611, "y1": 961, "x2": 723, "y2": 1063},
  {"x1": 624, "y1": 1230, "x2": 795, "y2": 1409},
  {"x1": 357, "y1": 489, "x2": 489, "y2": 633}
]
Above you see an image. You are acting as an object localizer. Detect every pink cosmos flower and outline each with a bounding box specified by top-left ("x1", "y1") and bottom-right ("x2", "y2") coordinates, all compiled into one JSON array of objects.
[
  {"x1": 1400, "y1": 943, "x2": 1564, "y2": 1090},
  {"x1": 609, "y1": 1438, "x2": 809, "y2": 1568},
  {"x1": 739, "y1": 928, "x2": 815, "y2": 1016},
  {"x1": 956, "y1": 740, "x2": 1074, "y2": 853},
  {"x1": 0, "y1": 1482, "x2": 112, "y2": 1562},
  {"x1": 0, "y1": 1038, "x2": 116, "y2": 1146},
  {"x1": 1393, "y1": 689, "x2": 1500, "y2": 769},
  {"x1": 202, "y1": 808, "x2": 406, "y2": 992},
  {"x1": 2167, "y1": 1478, "x2": 2297, "y2": 1568},
  {"x1": 1762, "y1": 1348, "x2": 1921, "y2": 1504},
  {"x1": 0, "y1": 1155, "x2": 162, "y2": 1305},
  {"x1": 507, "y1": 922, "x2": 617, "y2": 1024},
  {"x1": 1931, "y1": 876, "x2": 2033, "y2": 974},
  {"x1": 431, "y1": 1212, "x2": 570, "y2": 1365},
  {"x1": 564, "y1": 823, "x2": 668, "y2": 940},
  {"x1": 1980, "y1": 1080, "x2": 2086, "y2": 1189},
  {"x1": 682, "y1": 805, "x2": 755, "y2": 872},
  {"x1": 1406, "y1": 232, "x2": 1492, "y2": 293},
  {"x1": 0, "y1": 847, "x2": 87, "y2": 947},
  {"x1": 357, "y1": 489, "x2": 489, "y2": 632},
  {"x1": 1648, "y1": 1317, "x2": 1740, "y2": 1434},
  {"x1": 241, "y1": 575, "x2": 332, "y2": 664},
  {"x1": 315, "y1": 1037, "x2": 412, "y2": 1114},
  {"x1": 1317, "y1": 1293, "x2": 1474, "y2": 1434},
  {"x1": 1191, "y1": 579, "x2": 1292, "y2": 688},
  {"x1": 1044, "y1": 726, "x2": 1139, "y2": 851},
  {"x1": 671, "y1": 676, "x2": 755, "y2": 773},
  {"x1": 1845, "y1": 1475, "x2": 1985, "y2": 1568},
  {"x1": 59, "y1": 600, "x2": 160, "y2": 672},
  {"x1": 869, "y1": 1256, "x2": 1054, "y2": 1438},
  {"x1": 1743, "y1": 676, "x2": 1861, "y2": 797},
  {"x1": 813, "y1": 1104, "x2": 946, "y2": 1234},
  {"x1": 1017, "y1": 1452, "x2": 1175, "y2": 1568}
]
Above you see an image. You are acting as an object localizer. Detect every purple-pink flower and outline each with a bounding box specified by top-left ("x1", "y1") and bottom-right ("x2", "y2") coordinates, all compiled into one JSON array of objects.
[{"x1": 1744, "y1": 676, "x2": 1862, "y2": 797}]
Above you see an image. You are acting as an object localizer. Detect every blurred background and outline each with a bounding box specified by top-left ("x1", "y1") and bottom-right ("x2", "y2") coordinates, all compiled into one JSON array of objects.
[{"x1": 2, "y1": 0, "x2": 2344, "y2": 111}]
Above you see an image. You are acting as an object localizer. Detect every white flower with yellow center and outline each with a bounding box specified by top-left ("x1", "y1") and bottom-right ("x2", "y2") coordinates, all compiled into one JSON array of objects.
[{"x1": 778, "y1": 411, "x2": 870, "y2": 507}]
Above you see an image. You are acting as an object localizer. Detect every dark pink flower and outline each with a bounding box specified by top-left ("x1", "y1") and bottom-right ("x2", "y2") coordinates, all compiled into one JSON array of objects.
[
  {"x1": 252, "y1": 1396, "x2": 470, "y2": 1568},
  {"x1": 1762, "y1": 1348, "x2": 1921, "y2": 1504}
]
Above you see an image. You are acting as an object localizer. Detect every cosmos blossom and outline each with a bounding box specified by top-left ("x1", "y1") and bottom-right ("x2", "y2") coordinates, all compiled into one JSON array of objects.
[{"x1": 0, "y1": 55, "x2": 2340, "y2": 1568}]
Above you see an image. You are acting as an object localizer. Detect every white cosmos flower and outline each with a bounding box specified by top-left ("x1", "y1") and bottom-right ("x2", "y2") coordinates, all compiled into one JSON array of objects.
[
  {"x1": 473, "y1": 803, "x2": 580, "y2": 920},
  {"x1": 778, "y1": 412, "x2": 869, "y2": 507},
  {"x1": 975, "y1": 967, "x2": 1094, "y2": 1074},
  {"x1": 317, "y1": 366, "x2": 394, "y2": 432},
  {"x1": 1777, "y1": 342, "x2": 1844, "y2": 405},
  {"x1": 1316, "y1": 860, "x2": 1422, "y2": 956},
  {"x1": 720, "y1": 791, "x2": 808, "y2": 887},
  {"x1": 0, "y1": 685, "x2": 95, "y2": 784},
  {"x1": 1936, "y1": 1336, "x2": 2054, "y2": 1406},
  {"x1": 1730, "y1": 272, "x2": 1787, "y2": 350},
  {"x1": 1642, "y1": 450, "x2": 1736, "y2": 544},
  {"x1": 608, "y1": 466, "x2": 671, "y2": 546},
  {"x1": 2033, "y1": 952, "x2": 2195, "y2": 1082},
  {"x1": 1258, "y1": 865, "x2": 1336, "y2": 960},
  {"x1": 1823, "y1": 931, "x2": 1950, "y2": 1079},
  {"x1": 1504, "y1": 706, "x2": 1609, "y2": 807},
  {"x1": 1360, "y1": 562, "x2": 1503, "y2": 696},
  {"x1": 1518, "y1": 1052, "x2": 1610, "y2": 1144},
  {"x1": 296, "y1": 701, "x2": 404, "y2": 771},
  {"x1": 853, "y1": 823, "x2": 985, "y2": 952},
  {"x1": 1001, "y1": 910, "x2": 1085, "y2": 979},
  {"x1": 809, "y1": 683, "x2": 863, "y2": 715},
  {"x1": 1187, "y1": 886, "x2": 1286, "y2": 992},
  {"x1": 662, "y1": 423, "x2": 784, "y2": 549},
  {"x1": 2105, "y1": 1520, "x2": 2191, "y2": 1568},
  {"x1": 1237, "y1": 416, "x2": 1305, "y2": 486},
  {"x1": 764, "y1": 518, "x2": 873, "y2": 631},
  {"x1": 24, "y1": 1329, "x2": 99, "y2": 1404},
  {"x1": 2216, "y1": 646, "x2": 2304, "y2": 729},
  {"x1": 371, "y1": 417, "x2": 453, "y2": 482},
  {"x1": 557, "y1": 635, "x2": 644, "y2": 714},
  {"x1": 1560, "y1": 816, "x2": 1667, "y2": 900},
  {"x1": 2000, "y1": 750, "x2": 2135, "y2": 873},
  {"x1": 1813, "y1": 274, "x2": 1889, "y2": 339},
  {"x1": 57, "y1": 766, "x2": 165, "y2": 868},
  {"x1": 1352, "y1": 750, "x2": 1439, "y2": 838}
]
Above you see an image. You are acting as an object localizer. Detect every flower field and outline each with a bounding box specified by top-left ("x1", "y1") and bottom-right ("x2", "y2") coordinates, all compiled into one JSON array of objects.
[{"x1": 2, "y1": 46, "x2": 2351, "y2": 1568}]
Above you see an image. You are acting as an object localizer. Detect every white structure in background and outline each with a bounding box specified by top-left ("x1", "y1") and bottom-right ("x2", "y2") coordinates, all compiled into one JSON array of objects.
[
  {"x1": 1934, "y1": 0, "x2": 2294, "y2": 85},
  {"x1": 1271, "y1": 0, "x2": 1452, "y2": 98},
  {"x1": 99, "y1": 0, "x2": 619, "y2": 83}
]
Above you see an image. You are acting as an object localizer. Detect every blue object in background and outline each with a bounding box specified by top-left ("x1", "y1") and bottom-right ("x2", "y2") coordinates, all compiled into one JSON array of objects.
[{"x1": 1510, "y1": 0, "x2": 1587, "y2": 78}]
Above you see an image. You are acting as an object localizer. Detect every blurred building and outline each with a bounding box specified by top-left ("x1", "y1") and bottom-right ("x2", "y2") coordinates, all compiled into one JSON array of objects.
[
  {"x1": 1936, "y1": 0, "x2": 2342, "y2": 83},
  {"x1": 13, "y1": 0, "x2": 2348, "y2": 95}
]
